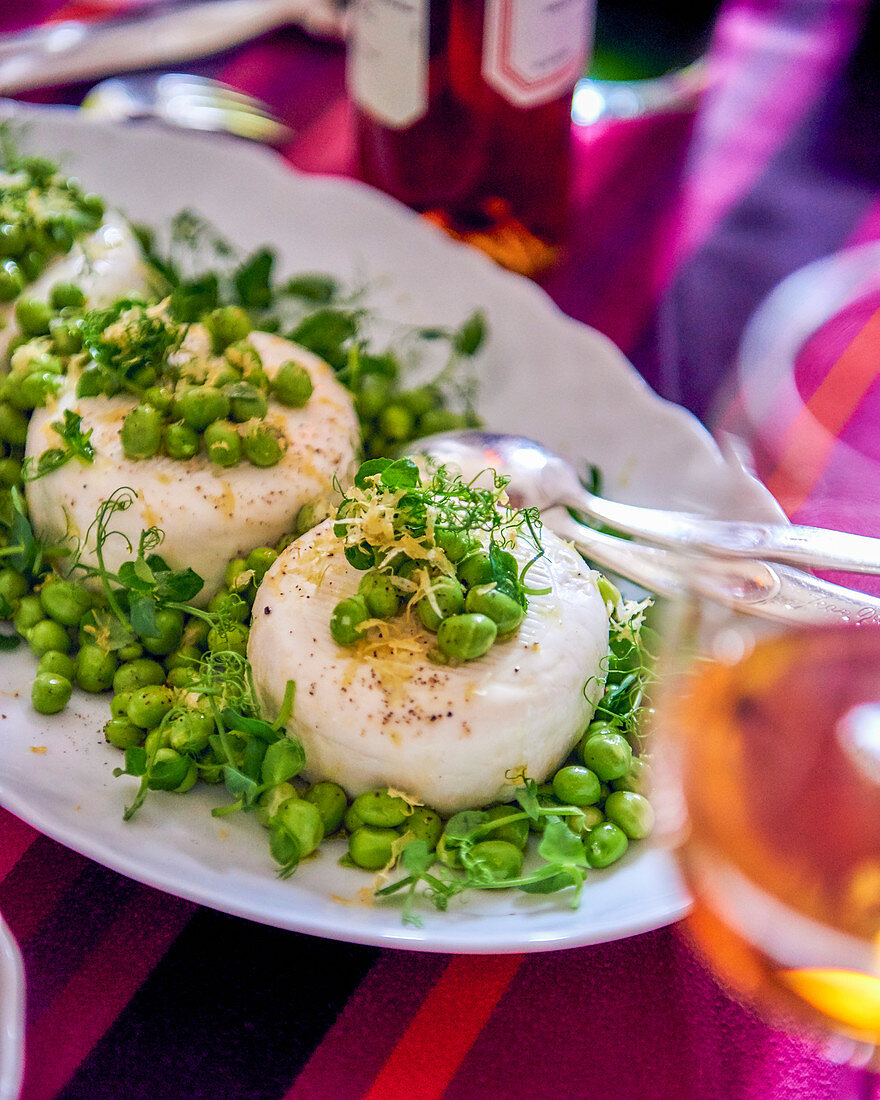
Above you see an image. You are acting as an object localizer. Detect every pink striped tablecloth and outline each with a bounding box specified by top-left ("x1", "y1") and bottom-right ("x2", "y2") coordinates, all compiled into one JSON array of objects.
[{"x1": 3, "y1": 1, "x2": 880, "y2": 1097}]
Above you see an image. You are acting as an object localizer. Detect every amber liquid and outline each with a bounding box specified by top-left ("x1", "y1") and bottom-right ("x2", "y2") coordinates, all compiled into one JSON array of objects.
[
  {"x1": 667, "y1": 626, "x2": 880, "y2": 1066},
  {"x1": 353, "y1": 0, "x2": 576, "y2": 265}
]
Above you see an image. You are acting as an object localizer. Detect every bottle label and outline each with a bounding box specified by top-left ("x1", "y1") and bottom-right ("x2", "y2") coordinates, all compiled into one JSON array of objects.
[
  {"x1": 482, "y1": 0, "x2": 593, "y2": 107},
  {"x1": 347, "y1": 0, "x2": 430, "y2": 128}
]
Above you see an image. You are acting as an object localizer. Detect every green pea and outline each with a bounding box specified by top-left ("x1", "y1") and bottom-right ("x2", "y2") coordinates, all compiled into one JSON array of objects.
[
  {"x1": 303, "y1": 781, "x2": 348, "y2": 834},
  {"x1": 348, "y1": 825, "x2": 399, "y2": 870},
  {"x1": 437, "y1": 613, "x2": 497, "y2": 661},
  {"x1": 343, "y1": 803, "x2": 366, "y2": 833},
  {"x1": 205, "y1": 305, "x2": 252, "y2": 351},
  {"x1": 37, "y1": 649, "x2": 76, "y2": 680},
  {"x1": 0, "y1": 223, "x2": 25, "y2": 256},
  {"x1": 13, "y1": 594, "x2": 44, "y2": 635},
  {"x1": 611, "y1": 756, "x2": 651, "y2": 795},
  {"x1": 225, "y1": 558, "x2": 249, "y2": 591},
  {"x1": 401, "y1": 807, "x2": 443, "y2": 849},
  {"x1": 270, "y1": 797, "x2": 325, "y2": 862},
  {"x1": 80, "y1": 192, "x2": 106, "y2": 219},
  {"x1": 417, "y1": 576, "x2": 465, "y2": 632},
  {"x1": 11, "y1": 370, "x2": 60, "y2": 410},
  {"x1": 207, "y1": 622, "x2": 249, "y2": 656},
  {"x1": 358, "y1": 572, "x2": 400, "y2": 619},
  {"x1": 139, "y1": 608, "x2": 184, "y2": 656},
  {"x1": 351, "y1": 788, "x2": 410, "y2": 828},
  {"x1": 0, "y1": 458, "x2": 21, "y2": 487},
  {"x1": 468, "y1": 839, "x2": 524, "y2": 882},
  {"x1": 40, "y1": 578, "x2": 92, "y2": 626},
  {"x1": 435, "y1": 831, "x2": 464, "y2": 868},
  {"x1": 294, "y1": 500, "x2": 330, "y2": 537},
  {"x1": 579, "y1": 730, "x2": 633, "y2": 782},
  {"x1": 19, "y1": 250, "x2": 46, "y2": 282},
  {"x1": 566, "y1": 805, "x2": 605, "y2": 838},
  {"x1": 464, "y1": 584, "x2": 524, "y2": 635},
  {"x1": 77, "y1": 365, "x2": 120, "y2": 398},
  {"x1": 127, "y1": 684, "x2": 175, "y2": 729},
  {"x1": 245, "y1": 546, "x2": 277, "y2": 584},
  {"x1": 163, "y1": 420, "x2": 200, "y2": 461},
  {"x1": 110, "y1": 690, "x2": 132, "y2": 717},
  {"x1": 148, "y1": 748, "x2": 197, "y2": 793},
  {"x1": 0, "y1": 568, "x2": 28, "y2": 612},
  {"x1": 0, "y1": 403, "x2": 29, "y2": 446},
  {"x1": 112, "y1": 657, "x2": 165, "y2": 695},
  {"x1": 167, "y1": 710, "x2": 213, "y2": 755},
  {"x1": 416, "y1": 407, "x2": 463, "y2": 436},
  {"x1": 167, "y1": 666, "x2": 196, "y2": 689},
  {"x1": 175, "y1": 385, "x2": 230, "y2": 431},
  {"x1": 226, "y1": 382, "x2": 268, "y2": 422},
  {"x1": 271, "y1": 360, "x2": 313, "y2": 407},
  {"x1": 104, "y1": 716, "x2": 144, "y2": 750},
  {"x1": 15, "y1": 297, "x2": 52, "y2": 338},
  {"x1": 0, "y1": 261, "x2": 23, "y2": 303},
  {"x1": 330, "y1": 595, "x2": 370, "y2": 646},
  {"x1": 207, "y1": 589, "x2": 249, "y2": 623},
  {"x1": 204, "y1": 420, "x2": 242, "y2": 467},
  {"x1": 434, "y1": 527, "x2": 477, "y2": 564},
  {"x1": 456, "y1": 549, "x2": 494, "y2": 588},
  {"x1": 255, "y1": 781, "x2": 299, "y2": 828},
  {"x1": 48, "y1": 316, "x2": 82, "y2": 355},
  {"x1": 121, "y1": 404, "x2": 163, "y2": 460},
  {"x1": 603, "y1": 791, "x2": 654, "y2": 840},
  {"x1": 484, "y1": 805, "x2": 529, "y2": 849},
  {"x1": 377, "y1": 404, "x2": 413, "y2": 442},
  {"x1": 354, "y1": 374, "x2": 391, "y2": 419},
  {"x1": 225, "y1": 340, "x2": 263, "y2": 377},
  {"x1": 27, "y1": 618, "x2": 71, "y2": 657},
  {"x1": 75, "y1": 644, "x2": 118, "y2": 693},
  {"x1": 143, "y1": 727, "x2": 171, "y2": 756},
  {"x1": 396, "y1": 385, "x2": 439, "y2": 417},
  {"x1": 242, "y1": 421, "x2": 285, "y2": 468},
  {"x1": 552, "y1": 765, "x2": 602, "y2": 806},
  {"x1": 584, "y1": 821, "x2": 629, "y2": 868},
  {"x1": 31, "y1": 672, "x2": 72, "y2": 715},
  {"x1": 49, "y1": 281, "x2": 85, "y2": 310},
  {"x1": 143, "y1": 385, "x2": 174, "y2": 414}
]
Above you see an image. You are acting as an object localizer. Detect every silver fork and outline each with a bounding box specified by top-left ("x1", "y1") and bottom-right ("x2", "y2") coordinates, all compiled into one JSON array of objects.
[{"x1": 80, "y1": 73, "x2": 294, "y2": 146}]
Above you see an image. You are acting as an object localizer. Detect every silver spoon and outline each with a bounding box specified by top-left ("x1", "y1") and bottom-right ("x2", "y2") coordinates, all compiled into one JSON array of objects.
[
  {"x1": 415, "y1": 430, "x2": 880, "y2": 576},
  {"x1": 409, "y1": 431, "x2": 880, "y2": 627}
]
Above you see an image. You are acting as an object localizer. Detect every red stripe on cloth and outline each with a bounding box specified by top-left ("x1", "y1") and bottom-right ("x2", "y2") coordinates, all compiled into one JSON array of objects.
[
  {"x1": 19, "y1": 885, "x2": 195, "y2": 1099},
  {"x1": 286, "y1": 950, "x2": 450, "y2": 1100},
  {"x1": 764, "y1": 303, "x2": 880, "y2": 512},
  {"x1": 0, "y1": 809, "x2": 39, "y2": 881},
  {"x1": 360, "y1": 954, "x2": 523, "y2": 1100}
]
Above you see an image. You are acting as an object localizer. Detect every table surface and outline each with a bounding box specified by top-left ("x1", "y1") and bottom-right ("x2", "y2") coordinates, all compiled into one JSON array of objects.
[{"x1": 3, "y1": 1, "x2": 880, "y2": 1098}]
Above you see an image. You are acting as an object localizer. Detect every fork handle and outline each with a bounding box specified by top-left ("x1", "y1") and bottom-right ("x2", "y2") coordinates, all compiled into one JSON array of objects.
[
  {"x1": 546, "y1": 509, "x2": 880, "y2": 626},
  {"x1": 568, "y1": 491, "x2": 880, "y2": 576}
]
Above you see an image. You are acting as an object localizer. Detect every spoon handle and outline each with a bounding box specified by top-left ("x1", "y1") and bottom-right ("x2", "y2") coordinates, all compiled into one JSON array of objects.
[
  {"x1": 568, "y1": 491, "x2": 880, "y2": 576},
  {"x1": 546, "y1": 509, "x2": 880, "y2": 626}
]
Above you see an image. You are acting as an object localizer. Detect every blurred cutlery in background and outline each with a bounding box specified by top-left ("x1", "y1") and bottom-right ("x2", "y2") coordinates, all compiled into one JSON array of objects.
[
  {"x1": 0, "y1": 0, "x2": 348, "y2": 95},
  {"x1": 81, "y1": 72, "x2": 294, "y2": 144}
]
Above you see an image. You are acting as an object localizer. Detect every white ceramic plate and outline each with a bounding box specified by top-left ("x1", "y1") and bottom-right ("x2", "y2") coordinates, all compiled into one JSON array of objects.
[
  {"x1": 0, "y1": 105, "x2": 784, "y2": 953},
  {"x1": 0, "y1": 914, "x2": 24, "y2": 1100}
]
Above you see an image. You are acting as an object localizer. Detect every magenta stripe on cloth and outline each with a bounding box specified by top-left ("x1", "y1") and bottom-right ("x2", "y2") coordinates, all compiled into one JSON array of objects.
[
  {"x1": 19, "y1": 885, "x2": 194, "y2": 1099},
  {"x1": 0, "y1": 834, "x2": 88, "y2": 945},
  {"x1": 442, "y1": 928, "x2": 870, "y2": 1100},
  {"x1": 0, "y1": 807, "x2": 39, "y2": 880}
]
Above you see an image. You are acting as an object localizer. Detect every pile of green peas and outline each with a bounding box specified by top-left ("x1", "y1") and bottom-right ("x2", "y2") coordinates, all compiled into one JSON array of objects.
[
  {"x1": 262, "y1": 715, "x2": 652, "y2": 879},
  {"x1": 0, "y1": 157, "x2": 106, "y2": 304},
  {"x1": 330, "y1": 538, "x2": 526, "y2": 664},
  {"x1": 115, "y1": 307, "x2": 314, "y2": 469}
]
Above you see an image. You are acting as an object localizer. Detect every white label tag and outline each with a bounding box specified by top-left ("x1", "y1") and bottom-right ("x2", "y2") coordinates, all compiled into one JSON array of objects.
[
  {"x1": 347, "y1": 0, "x2": 430, "y2": 128},
  {"x1": 482, "y1": 0, "x2": 593, "y2": 107}
]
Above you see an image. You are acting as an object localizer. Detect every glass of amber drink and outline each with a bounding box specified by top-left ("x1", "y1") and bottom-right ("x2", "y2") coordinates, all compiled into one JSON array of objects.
[{"x1": 651, "y1": 595, "x2": 880, "y2": 1069}]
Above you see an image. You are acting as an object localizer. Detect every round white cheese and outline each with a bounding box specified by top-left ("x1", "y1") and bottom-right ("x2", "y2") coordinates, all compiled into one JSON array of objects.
[
  {"x1": 0, "y1": 211, "x2": 151, "y2": 361},
  {"x1": 248, "y1": 520, "x2": 611, "y2": 813},
  {"x1": 25, "y1": 331, "x2": 360, "y2": 602}
]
